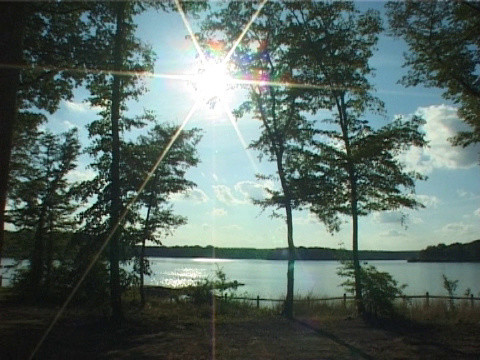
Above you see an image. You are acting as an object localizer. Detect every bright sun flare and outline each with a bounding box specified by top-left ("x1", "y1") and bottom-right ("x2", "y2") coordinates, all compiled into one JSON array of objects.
[{"x1": 193, "y1": 62, "x2": 230, "y2": 109}]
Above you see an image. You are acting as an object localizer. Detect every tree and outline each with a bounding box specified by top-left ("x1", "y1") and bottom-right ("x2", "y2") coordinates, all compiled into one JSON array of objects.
[
  {"x1": 285, "y1": 1, "x2": 426, "y2": 313},
  {"x1": 123, "y1": 124, "x2": 201, "y2": 306},
  {"x1": 7, "y1": 129, "x2": 80, "y2": 298},
  {"x1": 78, "y1": 1, "x2": 157, "y2": 322},
  {"x1": 81, "y1": 0, "x2": 208, "y2": 322},
  {"x1": 0, "y1": 1, "x2": 102, "y2": 285},
  {"x1": 203, "y1": 2, "x2": 317, "y2": 318},
  {"x1": 386, "y1": 1, "x2": 480, "y2": 155}
]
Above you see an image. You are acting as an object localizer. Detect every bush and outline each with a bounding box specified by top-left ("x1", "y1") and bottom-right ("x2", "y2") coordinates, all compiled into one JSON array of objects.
[
  {"x1": 11, "y1": 260, "x2": 136, "y2": 307},
  {"x1": 188, "y1": 267, "x2": 242, "y2": 305},
  {"x1": 442, "y1": 274, "x2": 458, "y2": 311},
  {"x1": 11, "y1": 260, "x2": 110, "y2": 306},
  {"x1": 338, "y1": 261, "x2": 406, "y2": 317}
]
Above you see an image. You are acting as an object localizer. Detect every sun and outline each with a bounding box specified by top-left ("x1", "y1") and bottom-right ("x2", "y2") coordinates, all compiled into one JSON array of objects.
[{"x1": 193, "y1": 61, "x2": 231, "y2": 110}]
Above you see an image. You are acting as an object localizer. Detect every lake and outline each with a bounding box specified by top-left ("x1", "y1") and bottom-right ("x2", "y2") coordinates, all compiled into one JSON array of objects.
[
  {"x1": 140, "y1": 258, "x2": 480, "y2": 298},
  {"x1": 2, "y1": 257, "x2": 480, "y2": 298}
]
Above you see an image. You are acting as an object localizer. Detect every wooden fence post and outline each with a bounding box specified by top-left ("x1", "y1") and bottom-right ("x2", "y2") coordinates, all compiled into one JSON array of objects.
[
  {"x1": 343, "y1": 293, "x2": 347, "y2": 308},
  {"x1": 257, "y1": 295, "x2": 260, "y2": 308},
  {"x1": 425, "y1": 292, "x2": 429, "y2": 308},
  {"x1": 471, "y1": 294, "x2": 474, "y2": 308}
]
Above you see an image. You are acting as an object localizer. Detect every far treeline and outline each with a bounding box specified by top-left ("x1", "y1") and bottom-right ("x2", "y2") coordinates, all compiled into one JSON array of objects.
[
  {"x1": 5, "y1": 231, "x2": 480, "y2": 262},
  {"x1": 2, "y1": 231, "x2": 417, "y2": 261},
  {"x1": 410, "y1": 240, "x2": 480, "y2": 262},
  {"x1": 140, "y1": 245, "x2": 418, "y2": 261}
]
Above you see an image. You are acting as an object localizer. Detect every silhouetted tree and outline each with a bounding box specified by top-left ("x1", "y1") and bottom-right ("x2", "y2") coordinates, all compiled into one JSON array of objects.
[
  {"x1": 0, "y1": 1, "x2": 96, "y2": 285},
  {"x1": 123, "y1": 123, "x2": 201, "y2": 306},
  {"x1": 286, "y1": 1, "x2": 426, "y2": 313},
  {"x1": 77, "y1": 1, "x2": 158, "y2": 322},
  {"x1": 386, "y1": 1, "x2": 480, "y2": 157},
  {"x1": 7, "y1": 129, "x2": 80, "y2": 298},
  {"x1": 203, "y1": 1, "x2": 317, "y2": 318}
]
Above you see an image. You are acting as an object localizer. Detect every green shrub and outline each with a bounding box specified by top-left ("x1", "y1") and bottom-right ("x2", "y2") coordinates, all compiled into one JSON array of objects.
[
  {"x1": 338, "y1": 261, "x2": 406, "y2": 317},
  {"x1": 188, "y1": 267, "x2": 242, "y2": 305},
  {"x1": 11, "y1": 260, "x2": 136, "y2": 307},
  {"x1": 442, "y1": 274, "x2": 458, "y2": 311},
  {"x1": 11, "y1": 260, "x2": 110, "y2": 306}
]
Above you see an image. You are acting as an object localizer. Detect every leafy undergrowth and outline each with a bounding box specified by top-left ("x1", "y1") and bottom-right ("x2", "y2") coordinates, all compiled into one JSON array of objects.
[{"x1": 0, "y1": 294, "x2": 479, "y2": 359}]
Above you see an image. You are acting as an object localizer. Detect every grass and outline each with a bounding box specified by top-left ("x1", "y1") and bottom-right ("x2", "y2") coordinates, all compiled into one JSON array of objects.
[
  {"x1": 133, "y1": 286, "x2": 480, "y2": 325},
  {"x1": 396, "y1": 297, "x2": 480, "y2": 325}
]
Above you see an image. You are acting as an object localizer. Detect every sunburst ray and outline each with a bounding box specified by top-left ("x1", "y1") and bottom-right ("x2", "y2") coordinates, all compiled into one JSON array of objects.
[{"x1": 222, "y1": 0, "x2": 269, "y2": 65}]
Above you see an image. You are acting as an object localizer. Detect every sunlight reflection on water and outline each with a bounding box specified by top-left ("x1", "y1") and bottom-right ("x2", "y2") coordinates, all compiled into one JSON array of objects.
[
  {"x1": 146, "y1": 258, "x2": 236, "y2": 288},
  {"x1": 192, "y1": 258, "x2": 234, "y2": 263},
  {"x1": 149, "y1": 266, "x2": 207, "y2": 288}
]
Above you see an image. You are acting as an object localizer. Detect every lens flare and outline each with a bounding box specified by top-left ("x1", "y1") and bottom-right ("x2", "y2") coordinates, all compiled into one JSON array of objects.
[{"x1": 193, "y1": 62, "x2": 230, "y2": 108}]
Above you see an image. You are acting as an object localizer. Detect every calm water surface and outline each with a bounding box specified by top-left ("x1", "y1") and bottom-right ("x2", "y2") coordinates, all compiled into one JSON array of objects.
[
  {"x1": 144, "y1": 258, "x2": 480, "y2": 298},
  {"x1": 3, "y1": 257, "x2": 480, "y2": 298}
]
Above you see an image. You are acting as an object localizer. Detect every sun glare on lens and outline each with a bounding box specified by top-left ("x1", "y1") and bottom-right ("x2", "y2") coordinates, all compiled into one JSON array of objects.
[{"x1": 193, "y1": 62, "x2": 231, "y2": 110}]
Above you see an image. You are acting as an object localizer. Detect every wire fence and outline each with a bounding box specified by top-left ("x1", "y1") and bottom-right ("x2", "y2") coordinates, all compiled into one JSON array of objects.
[{"x1": 217, "y1": 293, "x2": 480, "y2": 309}]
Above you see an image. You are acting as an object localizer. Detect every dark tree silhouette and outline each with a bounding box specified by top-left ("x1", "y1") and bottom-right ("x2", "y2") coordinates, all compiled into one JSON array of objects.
[
  {"x1": 7, "y1": 129, "x2": 80, "y2": 298},
  {"x1": 202, "y1": 1, "x2": 317, "y2": 318},
  {"x1": 0, "y1": 2, "x2": 95, "y2": 285},
  {"x1": 123, "y1": 124, "x2": 201, "y2": 306},
  {"x1": 286, "y1": 1, "x2": 426, "y2": 313},
  {"x1": 387, "y1": 1, "x2": 480, "y2": 157}
]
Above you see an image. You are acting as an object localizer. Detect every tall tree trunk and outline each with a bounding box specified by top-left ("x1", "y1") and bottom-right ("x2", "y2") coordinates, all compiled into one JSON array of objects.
[
  {"x1": 44, "y1": 217, "x2": 54, "y2": 293},
  {"x1": 0, "y1": 3, "x2": 25, "y2": 286},
  {"x1": 109, "y1": 1, "x2": 126, "y2": 324},
  {"x1": 284, "y1": 201, "x2": 295, "y2": 319},
  {"x1": 140, "y1": 238, "x2": 146, "y2": 307},
  {"x1": 254, "y1": 77, "x2": 296, "y2": 318},
  {"x1": 140, "y1": 202, "x2": 152, "y2": 308},
  {"x1": 31, "y1": 210, "x2": 46, "y2": 299},
  {"x1": 31, "y1": 144, "x2": 53, "y2": 298},
  {"x1": 277, "y1": 153, "x2": 295, "y2": 319},
  {"x1": 336, "y1": 93, "x2": 364, "y2": 314},
  {"x1": 350, "y1": 191, "x2": 364, "y2": 314}
]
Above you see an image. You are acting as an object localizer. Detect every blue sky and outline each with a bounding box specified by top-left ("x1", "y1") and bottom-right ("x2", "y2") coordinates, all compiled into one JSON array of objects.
[{"x1": 44, "y1": 2, "x2": 480, "y2": 251}]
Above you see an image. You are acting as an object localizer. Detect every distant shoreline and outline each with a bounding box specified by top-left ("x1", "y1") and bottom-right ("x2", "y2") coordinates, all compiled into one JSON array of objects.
[{"x1": 138, "y1": 245, "x2": 419, "y2": 261}]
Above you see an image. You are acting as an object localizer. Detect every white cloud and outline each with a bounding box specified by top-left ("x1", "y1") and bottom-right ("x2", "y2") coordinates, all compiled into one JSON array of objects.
[
  {"x1": 67, "y1": 169, "x2": 96, "y2": 182},
  {"x1": 62, "y1": 120, "x2": 77, "y2": 129},
  {"x1": 373, "y1": 211, "x2": 422, "y2": 225},
  {"x1": 399, "y1": 105, "x2": 480, "y2": 173},
  {"x1": 213, "y1": 180, "x2": 275, "y2": 206},
  {"x1": 170, "y1": 188, "x2": 208, "y2": 203},
  {"x1": 213, "y1": 185, "x2": 244, "y2": 205},
  {"x1": 234, "y1": 180, "x2": 271, "y2": 203},
  {"x1": 474, "y1": 208, "x2": 480, "y2": 218},
  {"x1": 374, "y1": 211, "x2": 405, "y2": 224},
  {"x1": 441, "y1": 221, "x2": 475, "y2": 234},
  {"x1": 415, "y1": 194, "x2": 440, "y2": 208},
  {"x1": 457, "y1": 189, "x2": 476, "y2": 199},
  {"x1": 210, "y1": 208, "x2": 227, "y2": 217},
  {"x1": 64, "y1": 100, "x2": 101, "y2": 113},
  {"x1": 293, "y1": 212, "x2": 320, "y2": 225},
  {"x1": 222, "y1": 224, "x2": 243, "y2": 232},
  {"x1": 379, "y1": 230, "x2": 406, "y2": 238}
]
